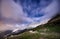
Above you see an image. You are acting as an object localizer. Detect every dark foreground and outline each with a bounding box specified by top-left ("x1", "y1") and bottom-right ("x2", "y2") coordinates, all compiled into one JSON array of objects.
[{"x1": 1, "y1": 15, "x2": 60, "y2": 39}]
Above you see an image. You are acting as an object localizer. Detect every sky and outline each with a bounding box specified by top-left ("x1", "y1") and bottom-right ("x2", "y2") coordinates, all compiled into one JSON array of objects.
[{"x1": 0, "y1": 0, "x2": 59, "y2": 33}]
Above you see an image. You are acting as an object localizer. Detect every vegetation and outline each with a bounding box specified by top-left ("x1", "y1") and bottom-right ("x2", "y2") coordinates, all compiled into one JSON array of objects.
[{"x1": 3, "y1": 15, "x2": 60, "y2": 39}]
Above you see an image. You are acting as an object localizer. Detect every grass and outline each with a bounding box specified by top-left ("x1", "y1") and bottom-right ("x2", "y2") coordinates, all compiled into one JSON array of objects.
[{"x1": 3, "y1": 15, "x2": 60, "y2": 39}]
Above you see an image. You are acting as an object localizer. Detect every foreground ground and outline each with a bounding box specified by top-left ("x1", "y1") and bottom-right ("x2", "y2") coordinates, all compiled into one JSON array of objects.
[{"x1": 4, "y1": 15, "x2": 60, "y2": 39}]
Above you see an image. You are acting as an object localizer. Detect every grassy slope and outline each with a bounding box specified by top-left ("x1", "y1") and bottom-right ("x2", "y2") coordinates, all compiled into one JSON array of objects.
[{"x1": 6, "y1": 15, "x2": 60, "y2": 39}]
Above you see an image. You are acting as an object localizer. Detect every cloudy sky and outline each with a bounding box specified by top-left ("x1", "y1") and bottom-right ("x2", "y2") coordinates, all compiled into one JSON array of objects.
[{"x1": 0, "y1": 0, "x2": 59, "y2": 32}]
